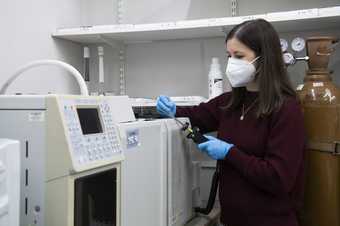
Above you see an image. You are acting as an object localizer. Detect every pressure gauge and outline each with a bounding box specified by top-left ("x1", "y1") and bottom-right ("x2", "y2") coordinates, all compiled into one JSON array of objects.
[
  {"x1": 280, "y1": 38, "x2": 289, "y2": 52},
  {"x1": 283, "y1": 52, "x2": 295, "y2": 65},
  {"x1": 291, "y1": 37, "x2": 305, "y2": 52}
]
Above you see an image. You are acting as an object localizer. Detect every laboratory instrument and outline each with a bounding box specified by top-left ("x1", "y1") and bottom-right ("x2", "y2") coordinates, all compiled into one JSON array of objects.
[
  {"x1": 130, "y1": 96, "x2": 219, "y2": 218},
  {"x1": 0, "y1": 59, "x2": 216, "y2": 226},
  {"x1": 119, "y1": 118, "x2": 196, "y2": 226},
  {"x1": 291, "y1": 37, "x2": 306, "y2": 52},
  {"x1": 283, "y1": 52, "x2": 309, "y2": 65},
  {"x1": 280, "y1": 38, "x2": 289, "y2": 52},
  {"x1": 171, "y1": 118, "x2": 220, "y2": 216},
  {"x1": 0, "y1": 139, "x2": 20, "y2": 226},
  {"x1": 0, "y1": 95, "x2": 125, "y2": 226},
  {"x1": 131, "y1": 96, "x2": 206, "y2": 119}
]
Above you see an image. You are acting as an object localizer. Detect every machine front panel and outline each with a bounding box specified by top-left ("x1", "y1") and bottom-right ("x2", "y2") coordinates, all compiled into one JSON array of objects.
[
  {"x1": 0, "y1": 109, "x2": 46, "y2": 226},
  {"x1": 119, "y1": 121, "x2": 167, "y2": 226},
  {"x1": 60, "y1": 98, "x2": 123, "y2": 170},
  {"x1": 165, "y1": 118, "x2": 194, "y2": 226}
]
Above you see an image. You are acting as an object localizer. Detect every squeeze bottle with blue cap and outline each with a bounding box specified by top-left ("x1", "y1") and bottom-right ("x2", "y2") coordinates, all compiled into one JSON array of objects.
[{"x1": 208, "y1": 57, "x2": 223, "y2": 99}]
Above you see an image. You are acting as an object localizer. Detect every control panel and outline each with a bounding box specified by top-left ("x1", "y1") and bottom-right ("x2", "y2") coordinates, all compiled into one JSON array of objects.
[{"x1": 61, "y1": 98, "x2": 122, "y2": 167}]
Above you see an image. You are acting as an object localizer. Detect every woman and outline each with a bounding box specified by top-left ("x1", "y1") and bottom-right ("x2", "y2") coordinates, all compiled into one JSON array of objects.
[{"x1": 157, "y1": 19, "x2": 305, "y2": 226}]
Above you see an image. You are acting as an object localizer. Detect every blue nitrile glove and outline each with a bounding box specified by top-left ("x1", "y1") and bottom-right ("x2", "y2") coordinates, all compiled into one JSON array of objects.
[
  {"x1": 198, "y1": 136, "x2": 234, "y2": 160},
  {"x1": 156, "y1": 95, "x2": 176, "y2": 117}
]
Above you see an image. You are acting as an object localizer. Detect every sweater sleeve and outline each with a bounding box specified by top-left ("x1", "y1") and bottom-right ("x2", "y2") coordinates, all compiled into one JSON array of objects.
[
  {"x1": 175, "y1": 93, "x2": 229, "y2": 134},
  {"x1": 225, "y1": 98, "x2": 305, "y2": 195}
]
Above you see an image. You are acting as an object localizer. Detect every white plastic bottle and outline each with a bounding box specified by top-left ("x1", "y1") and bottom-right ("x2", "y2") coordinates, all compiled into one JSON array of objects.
[{"x1": 208, "y1": 57, "x2": 223, "y2": 99}]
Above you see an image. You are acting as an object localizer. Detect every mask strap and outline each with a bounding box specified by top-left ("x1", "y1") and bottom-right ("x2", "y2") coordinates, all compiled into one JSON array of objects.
[{"x1": 250, "y1": 56, "x2": 260, "y2": 64}]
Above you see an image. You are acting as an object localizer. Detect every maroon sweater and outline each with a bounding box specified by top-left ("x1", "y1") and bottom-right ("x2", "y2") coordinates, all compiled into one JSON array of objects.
[{"x1": 176, "y1": 91, "x2": 305, "y2": 226}]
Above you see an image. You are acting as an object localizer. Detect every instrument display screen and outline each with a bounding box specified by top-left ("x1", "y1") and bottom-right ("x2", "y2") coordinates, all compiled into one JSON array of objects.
[{"x1": 77, "y1": 108, "x2": 103, "y2": 135}]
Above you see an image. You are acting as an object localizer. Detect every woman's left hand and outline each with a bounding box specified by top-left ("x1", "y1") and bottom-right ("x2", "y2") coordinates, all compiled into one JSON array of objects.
[{"x1": 198, "y1": 136, "x2": 234, "y2": 160}]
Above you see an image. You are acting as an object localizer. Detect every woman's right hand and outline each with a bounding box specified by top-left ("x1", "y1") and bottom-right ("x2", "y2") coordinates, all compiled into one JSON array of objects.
[{"x1": 156, "y1": 95, "x2": 176, "y2": 117}]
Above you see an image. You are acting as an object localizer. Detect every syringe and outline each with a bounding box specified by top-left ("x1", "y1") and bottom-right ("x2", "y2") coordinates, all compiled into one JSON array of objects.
[{"x1": 172, "y1": 117, "x2": 208, "y2": 144}]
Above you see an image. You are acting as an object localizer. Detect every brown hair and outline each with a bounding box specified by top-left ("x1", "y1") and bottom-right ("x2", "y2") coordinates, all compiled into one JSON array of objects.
[{"x1": 225, "y1": 19, "x2": 296, "y2": 117}]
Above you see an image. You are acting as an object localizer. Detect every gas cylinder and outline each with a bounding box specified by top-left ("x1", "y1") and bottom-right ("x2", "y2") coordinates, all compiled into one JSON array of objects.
[{"x1": 299, "y1": 36, "x2": 340, "y2": 226}]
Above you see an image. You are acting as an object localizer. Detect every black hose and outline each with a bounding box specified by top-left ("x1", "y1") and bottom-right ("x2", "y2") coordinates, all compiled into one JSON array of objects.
[{"x1": 195, "y1": 162, "x2": 220, "y2": 215}]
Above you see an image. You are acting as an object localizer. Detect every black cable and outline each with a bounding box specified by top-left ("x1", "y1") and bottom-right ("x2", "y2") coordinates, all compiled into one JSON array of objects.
[{"x1": 195, "y1": 162, "x2": 220, "y2": 215}]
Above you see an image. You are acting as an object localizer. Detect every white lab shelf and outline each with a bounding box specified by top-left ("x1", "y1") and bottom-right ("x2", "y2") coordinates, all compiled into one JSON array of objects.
[{"x1": 52, "y1": 6, "x2": 340, "y2": 44}]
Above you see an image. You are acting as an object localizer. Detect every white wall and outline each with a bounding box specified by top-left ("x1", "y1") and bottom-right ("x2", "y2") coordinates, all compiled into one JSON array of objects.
[
  {"x1": 0, "y1": 0, "x2": 83, "y2": 95},
  {"x1": 80, "y1": 0, "x2": 118, "y2": 25},
  {"x1": 237, "y1": 0, "x2": 339, "y2": 16},
  {"x1": 125, "y1": 38, "x2": 228, "y2": 98},
  {"x1": 121, "y1": 0, "x2": 229, "y2": 24},
  {"x1": 121, "y1": 0, "x2": 339, "y2": 24}
]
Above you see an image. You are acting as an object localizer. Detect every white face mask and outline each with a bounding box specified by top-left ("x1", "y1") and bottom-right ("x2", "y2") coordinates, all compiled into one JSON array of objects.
[{"x1": 225, "y1": 56, "x2": 260, "y2": 87}]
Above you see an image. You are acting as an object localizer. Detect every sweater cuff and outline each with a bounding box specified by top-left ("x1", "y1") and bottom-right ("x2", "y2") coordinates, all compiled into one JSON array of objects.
[
  {"x1": 175, "y1": 106, "x2": 184, "y2": 117},
  {"x1": 224, "y1": 146, "x2": 251, "y2": 174}
]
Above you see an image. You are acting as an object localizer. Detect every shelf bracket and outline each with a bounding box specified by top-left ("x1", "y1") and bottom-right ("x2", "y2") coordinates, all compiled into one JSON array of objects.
[
  {"x1": 117, "y1": 0, "x2": 124, "y2": 24},
  {"x1": 230, "y1": 0, "x2": 238, "y2": 17},
  {"x1": 119, "y1": 46, "x2": 126, "y2": 95},
  {"x1": 221, "y1": 26, "x2": 229, "y2": 35}
]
